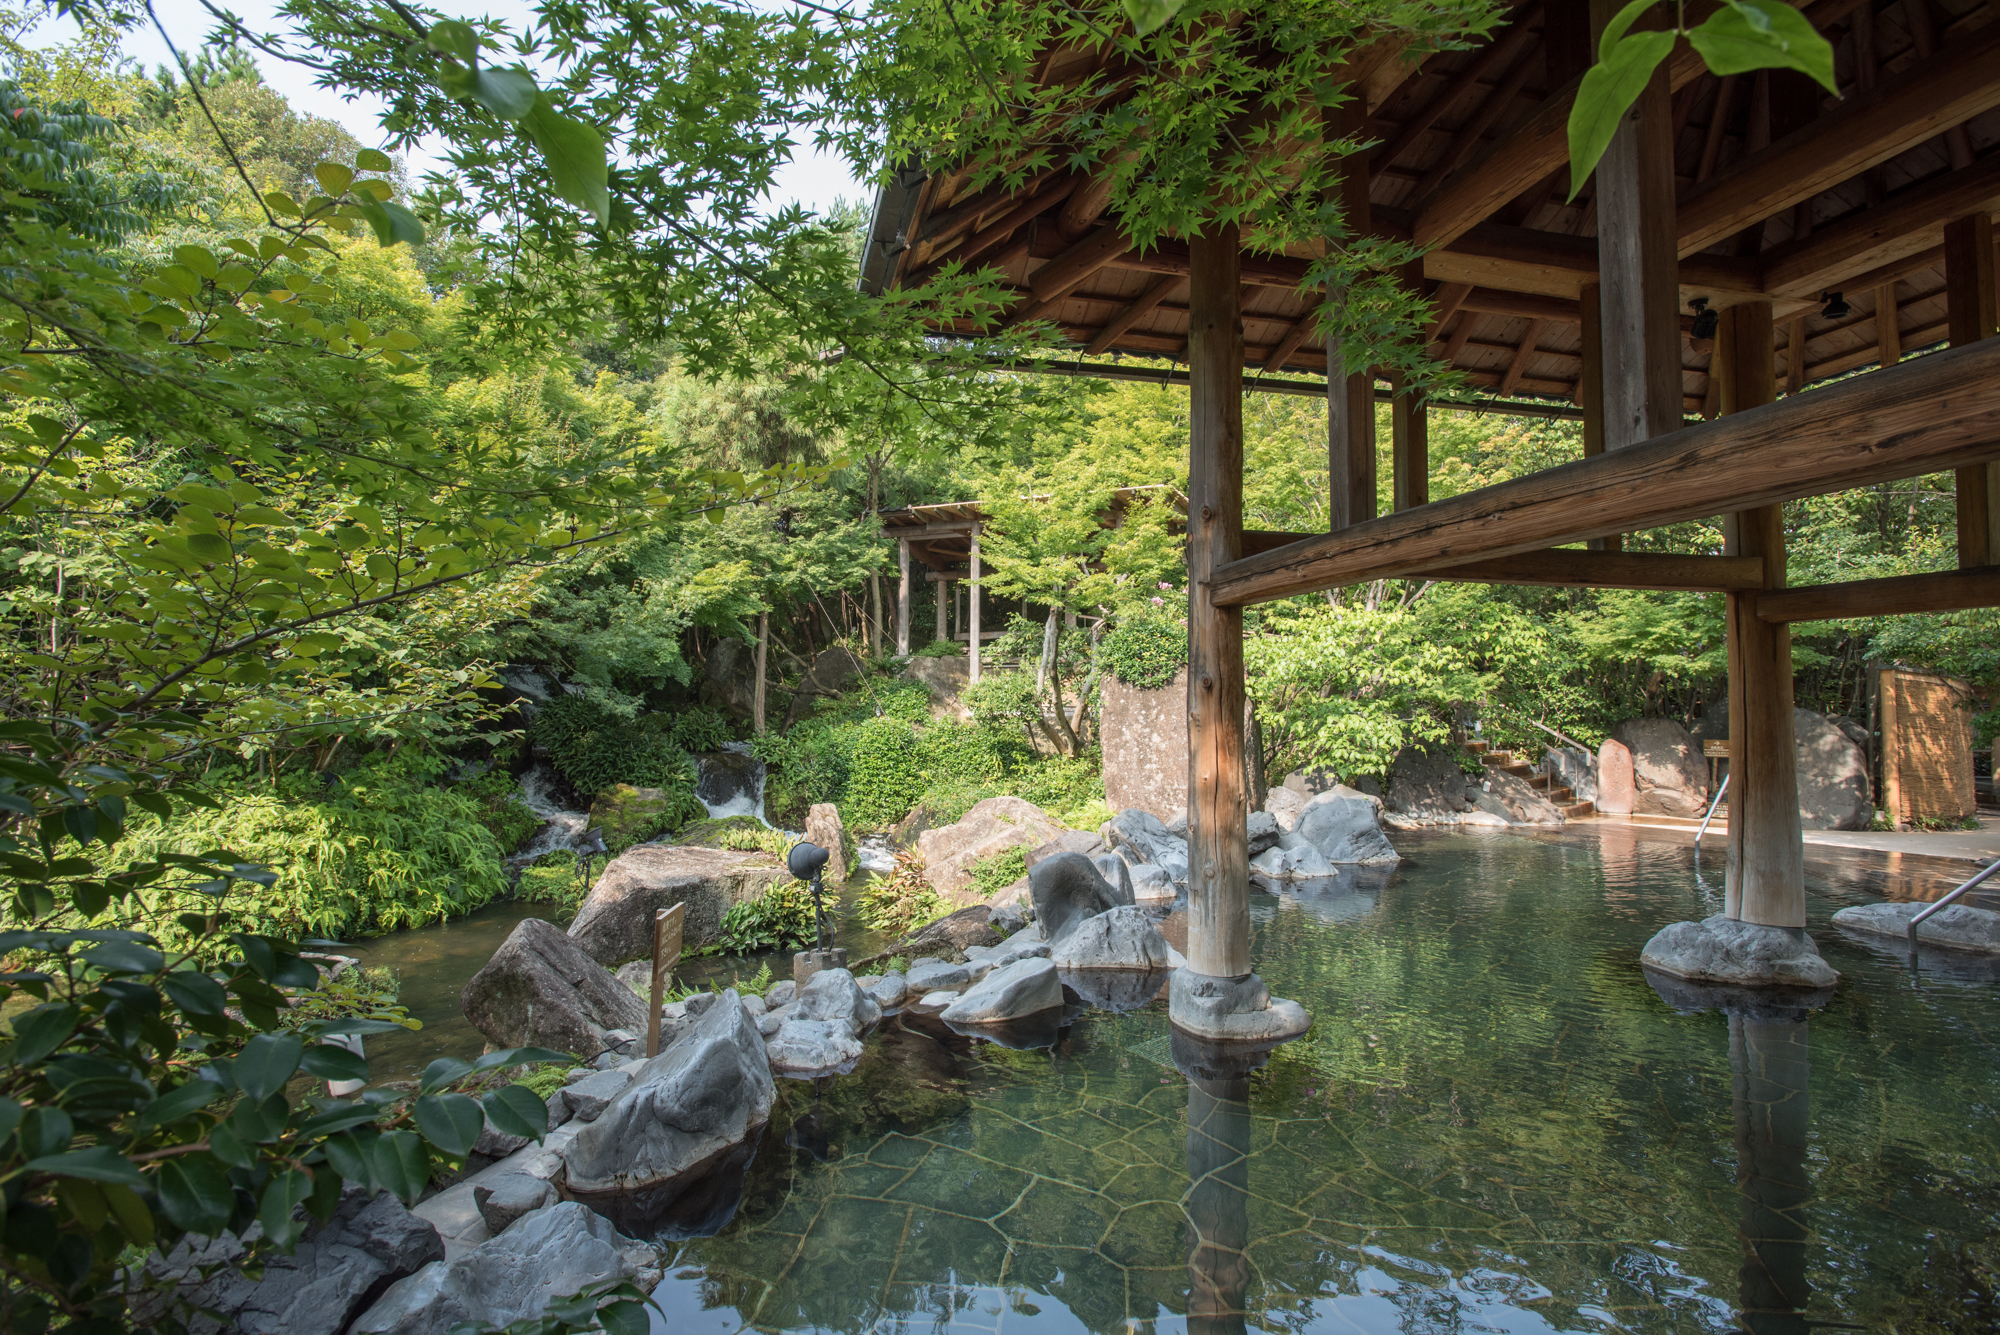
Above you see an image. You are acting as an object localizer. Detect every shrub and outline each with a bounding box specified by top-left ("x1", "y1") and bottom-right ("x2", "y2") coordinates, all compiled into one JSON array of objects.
[
  {"x1": 1100, "y1": 610, "x2": 1187, "y2": 689},
  {"x1": 653, "y1": 705, "x2": 735, "y2": 753},
  {"x1": 754, "y1": 717, "x2": 859, "y2": 828},
  {"x1": 843, "y1": 715, "x2": 925, "y2": 828},
  {"x1": 966, "y1": 846, "x2": 1028, "y2": 901},
  {"x1": 857, "y1": 850, "x2": 946, "y2": 938},
  {"x1": 533, "y1": 694, "x2": 699, "y2": 805},
  {"x1": 456, "y1": 762, "x2": 539, "y2": 854},
  {"x1": 515, "y1": 850, "x2": 592, "y2": 914},
  {"x1": 673, "y1": 814, "x2": 792, "y2": 858},
  {"x1": 709, "y1": 881, "x2": 822, "y2": 956},
  {"x1": 914, "y1": 639, "x2": 964, "y2": 658}
]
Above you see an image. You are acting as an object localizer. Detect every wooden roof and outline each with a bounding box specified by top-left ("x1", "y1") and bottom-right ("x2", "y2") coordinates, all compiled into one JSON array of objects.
[
  {"x1": 860, "y1": 0, "x2": 2000, "y2": 414},
  {"x1": 881, "y1": 486, "x2": 1184, "y2": 570}
]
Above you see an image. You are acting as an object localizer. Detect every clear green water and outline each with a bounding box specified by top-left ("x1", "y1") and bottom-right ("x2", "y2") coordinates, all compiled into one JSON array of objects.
[{"x1": 350, "y1": 827, "x2": 2000, "y2": 1332}]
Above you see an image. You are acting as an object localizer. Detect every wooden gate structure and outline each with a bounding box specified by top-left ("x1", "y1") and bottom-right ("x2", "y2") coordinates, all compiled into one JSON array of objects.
[{"x1": 859, "y1": 0, "x2": 2000, "y2": 1035}]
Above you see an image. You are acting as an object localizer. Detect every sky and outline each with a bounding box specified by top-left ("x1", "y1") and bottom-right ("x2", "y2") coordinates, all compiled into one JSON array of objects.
[{"x1": 25, "y1": 0, "x2": 871, "y2": 219}]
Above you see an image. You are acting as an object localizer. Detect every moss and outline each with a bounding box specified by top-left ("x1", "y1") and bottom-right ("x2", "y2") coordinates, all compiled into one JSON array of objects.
[
  {"x1": 673, "y1": 815, "x2": 791, "y2": 859},
  {"x1": 966, "y1": 846, "x2": 1028, "y2": 901},
  {"x1": 585, "y1": 783, "x2": 681, "y2": 855}
]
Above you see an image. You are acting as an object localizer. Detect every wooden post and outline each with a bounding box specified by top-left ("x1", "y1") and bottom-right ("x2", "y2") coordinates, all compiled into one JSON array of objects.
[
  {"x1": 644, "y1": 902, "x2": 685, "y2": 1058},
  {"x1": 896, "y1": 539, "x2": 912, "y2": 654},
  {"x1": 968, "y1": 525, "x2": 982, "y2": 683},
  {"x1": 1874, "y1": 281, "x2": 1901, "y2": 369},
  {"x1": 1326, "y1": 99, "x2": 1376, "y2": 532},
  {"x1": 1946, "y1": 213, "x2": 1998, "y2": 567},
  {"x1": 1390, "y1": 264, "x2": 1427, "y2": 512},
  {"x1": 752, "y1": 612, "x2": 768, "y2": 736},
  {"x1": 1717, "y1": 301, "x2": 1805, "y2": 929},
  {"x1": 1579, "y1": 281, "x2": 1622, "y2": 553},
  {"x1": 1592, "y1": 22, "x2": 1683, "y2": 451},
  {"x1": 1186, "y1": 223, "x2": 1251, "y2": 982},
  {"x1": 936, "y1": 576, "x2": 950, "y2": 645}
]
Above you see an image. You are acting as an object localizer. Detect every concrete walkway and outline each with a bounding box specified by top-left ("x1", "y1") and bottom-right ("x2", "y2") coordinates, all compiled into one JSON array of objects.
[{"x1": 1590, "y1": 814, "x2": 2000, "y2": 866}]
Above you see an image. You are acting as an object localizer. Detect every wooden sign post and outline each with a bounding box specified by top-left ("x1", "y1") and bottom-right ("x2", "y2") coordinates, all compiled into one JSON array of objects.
[{"x1": 645, "y1": 902, "x2": 685, "y2": 1059}]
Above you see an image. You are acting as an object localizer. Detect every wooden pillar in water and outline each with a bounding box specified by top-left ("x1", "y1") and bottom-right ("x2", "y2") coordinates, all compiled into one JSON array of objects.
[
  {"x1": 1717, "y1": 301, "x2": 1805, "y2": 928},
  {"x1": 1186, "y1": 223, "x2": 1250, "y2": 982},
  {"x1": 1947, "y1": 214, "x2": 1998, "y2": 566},
  {"x1": 896, "y1": 539, "x2": 911, "y2": 655},
  {"x1": 968, "y1": 526, "x2": 982, "y2": 683}
]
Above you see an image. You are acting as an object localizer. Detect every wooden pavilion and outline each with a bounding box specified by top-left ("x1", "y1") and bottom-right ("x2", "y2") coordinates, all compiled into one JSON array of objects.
[{"x1": 859, "y1": 0, "x2": 2000, "y2": 1038}]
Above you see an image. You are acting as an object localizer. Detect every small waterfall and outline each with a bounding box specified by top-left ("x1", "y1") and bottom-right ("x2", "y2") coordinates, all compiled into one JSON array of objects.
[
  {"x1": 695, "y1": 742, "x2": 767, "y2": 823},
  {"x1": 856, "y1": 835, "x2": 896, "y2": 874},
  {"x1": 509, "y1": 763, "x2": 591, "y2": 864}
]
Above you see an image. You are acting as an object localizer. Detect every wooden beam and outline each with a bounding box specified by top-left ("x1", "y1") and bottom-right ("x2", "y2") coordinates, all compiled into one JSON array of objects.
[
  {"x1": 1084, "y1": 274, "x2": 1183, "y2": 355},
  {"x1": 1422, "y1": 222, "x2": 1764, "y2": 300},
  {"x1": 1675, "y1": 23, "x2": 2000, "y2": 257},
  {"x1": 1262, "y1": 313, "x2": 1318, "y2": 371},
  {"x1": 1373, "y1": 14, "x2": 1541, "y2": 172},
  {"x1": 1206, "y1": 337, "x2": 2000, "y2": 606},
  {"x1": 1029, "y1": 223, "x2": 1130, "y2": 302},
  {"x1": 1947, "y1": 212, "x2": 1999, "y2": 568},
  {"x1": 1185, "y1": 222, "x2": 1250, "y2": 981},
  {"x1": 1240, "y1": 533, "x2": 1763, "y2": 587},
  {"x1": 1424, "y1": 281, "x2": 1475, "y2": 340},
  {"x1": 1112, "y1": 239, "x2": 1313, "y2": 290},
  {"x1": 1784, "y1": 315, "x2": 1807, "y2": 394},
  {"x1": 1499, "y1": 318, "x2": 1545, "y2": 396},
  {"x1": 1762, "y1": 150, "x2": 2000, "y2": 300},
  {"x1": 931, "y1": 176, "x2": 1078, "y2": 272},
  {"x1": 1874, "y1": 281, "x2": 1901, "y2": 369},
  {"x1": 1755, "y1": 565, "x2": 2000, "y2": 622}
]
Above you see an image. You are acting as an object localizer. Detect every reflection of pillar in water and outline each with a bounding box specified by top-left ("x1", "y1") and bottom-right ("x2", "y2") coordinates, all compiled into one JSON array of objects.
[
  {"x1": 1732, "y1": 1013, "x2": 1812, "y2": 1335},
  {"x1": 1186, "y1": 1072, "x2": 1252, "y2": 1335}
]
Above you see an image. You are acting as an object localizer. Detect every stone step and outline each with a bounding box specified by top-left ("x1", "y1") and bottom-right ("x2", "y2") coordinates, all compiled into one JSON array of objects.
[
  {"x1": 1561, "y1": 800, "x2": 1595, "y2": 818},
  {"x1": 1546, "y1": 785, "x2": 1574, "y2": 803},
  {"x1": 1464, "y1": 740, "x2": 1490, "y2": 754}
]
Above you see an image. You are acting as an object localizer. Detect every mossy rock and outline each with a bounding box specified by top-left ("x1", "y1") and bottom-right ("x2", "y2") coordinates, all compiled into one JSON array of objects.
[
  {"x1": 585, "y1": 783, "x2": 677, "y2": 856},
  {"x1": 672, "y1": 814, "x2": 791, "y2": 860}
]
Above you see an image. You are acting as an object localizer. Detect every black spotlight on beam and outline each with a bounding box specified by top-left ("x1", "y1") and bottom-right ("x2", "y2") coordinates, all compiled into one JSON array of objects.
[
  {"x1": 1819, "y1": 290, "x2": 1851, "y2": 320},
  {"x1": 1688, "y1": 296, "x2": 1718, "y2": 342}
]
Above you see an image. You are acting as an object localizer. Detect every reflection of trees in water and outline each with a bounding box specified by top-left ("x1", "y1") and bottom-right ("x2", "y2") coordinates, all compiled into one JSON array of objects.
[{"x1": 1732, "y1": 1013, "x2": 1811, "y2": 1335}]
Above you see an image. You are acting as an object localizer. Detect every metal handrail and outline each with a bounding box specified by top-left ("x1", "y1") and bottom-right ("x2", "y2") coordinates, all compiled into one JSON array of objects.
[
  {"x1": 1908, "y1": 854, "x2": 2000, "y2": 953},
  {"x1": 1696, "y1": 773, "x2": 1729, "y2": 843}
]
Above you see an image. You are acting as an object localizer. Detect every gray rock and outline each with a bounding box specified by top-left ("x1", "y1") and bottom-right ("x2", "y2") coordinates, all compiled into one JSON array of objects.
[
  {"x1": 544, "y1": 1087, "x2": 573, "y2": 1130},
  {"x1": 1251, "y1": 832, "x2": 1337, "y2": 880},
  {"x1": 563, "y1": 988, "x2": 776, "y2": 1197},
  {"x1": 766, "y1": 1018, "x2": 865, "y2": 1076},
  {"x1": 613, "y1": 959, "x2": 654, "y2": 995},
  {"x1": 473, "y1": 1173, "x2": 555, "y2": 1235},
  {"x1": 1350, "y1": 775, "x2": 1383, "y2": 798},
  {"x1": 1462, "y1": 794, "x2": 1515, "y2": 826},
  {"x1": 1796, "y1": 707, "x2": 1872, "y2": 831},
  {"x1": 1641, "y1": 914, "x2": 1839, "y2": 989},
  {"x1": 460, "y1": 918, "x2": 649, "y2": 1062},
  {"x1": 1610, "y1": 717, "x2": 1709, "y2": 816},
  {"x1": 755, "y1": 1008, "x2": 786, "y2": 1038},
  {"x1": 764, "y1": 980, "x2": 797, "y2": 1006},
  {"x1": 682, "y1": 991, "x2": 717, "y2": 1016},
  {"x1": 1481, "y1": 768, "x2": 1565, "y2": 825},
  {"x1": 866, "y1": 970, "x2": 909, "y2": 1009},
  {"x1": 915, "y1": 990, "x2": 957, "y2": 1009},
  {"x1": 1163, "y1": 811, "x2": 1189, "y2": 836},
  {"x1": 1101, "y1": 809, "x2": 1185, "y2": 871},
  {"x1": 1167, "y1": 969, "x2": 1310, "y2": 1044},
  {"x1": 1028, "y1": 851, "x2": 1124, "y2": 945},
  {"x1": 1543, "y1": 745, "x2": 1598, "y2": 804},
  {"x1": 473, "y1": 1111, "x2": 530, "y2": 1159},
  {"x1": 1091, "y1": 852, "x2": 1138, "y2": 906},
  {"x1": 1128, "y1": 861, "x2": 1177, "y2": 902},
  {"x1": 1386, "y1": 744, "x2": 1473, "y2": 822},
  {"x1": 1263, "y1": 787, "x2": 1306, "y2": 832},
  {"x1": 740, "y1": 992, "x2": 768, "y2": 1019},
  {"x1": 1048, "y1": 905, "x2": 1175, "y2": 971},
  {"x1": 133, "y1": 1187, "x2": 442, "y2": 1335},
  {"x1": 939, "y1": 956, "x2": 1063, "y2": 1024},
  {"x1": 1026, "y1": 828, "x2": 1107, "y2": 869},
  {"x1": 349, "y1": 1203, "x2": 651, "y2": 1335},
  {"x1": 1245, "y1": 810, "x2": 1282, "y2": 855},
  {"x1": 906, "y1": 958, "x2": 970, "y2": 992},
  {"x1": 1295, "y1": 788, "x2": 1401, "y2": 863},
  {"x1": 1832, "y1": 900, "x2": 2000, "y2": 953},
  {"x1": 1059, "y1": 966, "x2": 1172, "y2": 1012},
  {"x1": 558, "y1": 1066, "x2": 636, "y2": 1123},
  {"x1": 987, "y1": 903, "x2": 1027, "y2": 935},
  {"x1": 790, "y1": 966, "x2": 881, "y2": 1037},
  {"x1": 891, "y1": 904, "x2": 1005, "y2": 960},
  {"x1": 567, "y1": 844, "x2": 790, "y2": 966}
]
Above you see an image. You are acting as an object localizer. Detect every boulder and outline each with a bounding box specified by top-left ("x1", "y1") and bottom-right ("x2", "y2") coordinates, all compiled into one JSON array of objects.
[
  {"x1": 1386, "y1": 744, "x2": 1472, "y2": 823},
  {"x1": 556, "y1": 1065, "x2": 637, "y2": 1123},
  {"x1": 1048, "y1": 905, "x2": 1175, "y2": 971},
  {"x1": 567, "y1": 845, "x2": 789, "y2": 966},
  {"x1": 904, "y1": 653, "x2": 972, "y2": 722},
  {"x1": 1350, "y1": 775, "x2": 1384, "y2": 798},
  {"x1": 766, "y1": 1019, "x2": 865, "y2": 1076},
  {"x1": 891, "y1": 904, "x2": 1004, "y2": 961},
  {"x1": 1246, "y1": 810, "x2": 1282, "y2": 855},
  {"x1": 1098, "y1": 668, "x2": 1189, "y2": 821},
  {"x1": 693, "y1": 748, "x2": 764, "y2": 820},
  {"x1": 1609, "y1": 717, "x2": 1709, "y2": 816},
  {"x1": 1090, "y1": 852, "x2": 1137, "y2": 906},
  {"x1": 1059, "y1": 967, "x2": 1172, "y2": 1013},
  {"x1": 461, "y1": 919, "x2": 649, "y2": 1061},
  {"x1": 1282, "y1": 767, "x2": 1340, "y2": 797},
  {"x1": 1832, "y1": 901, "x2": 2000, "y2": 952},
  {"x1": 1128, "y1": 862, "x2": 1176, "y2": 903},
  {"x1": 1640, "y1": 914, "x2": 1839, "y2": 989},
  {"x1": 1294, "y1": 787, "x2": 1401, "y2": 863},
  {"x1": 939, "y1": 956, "x2": 1064, "y2": 1024},
  {"x1": 1598, "y1": 738, "x2": 1636, "y2": 815},
  {"x1": 906, "y1": 958, "x2": 970, "y2": 992},
  {"x1": 586, "y1": 783, "x2": 677, "y2": 854},
  {"x1": 349, "y1": 1203, "x2": 654, "y2": 1335},
  {"x1": 473, "y1": 1173, "x2": 556, "y2": 1235},
  {"x1": 1028, "y1": 852, "x2": 1124, "y2": 945},
  {"x1": 133, "y1": 1187, "x2": 443, "y2": 1335},
  {"x1": 764, "y1": 980, "x2": 798, "y2": 1007},
  {"x1": 915, "y1": 796, "x2": 1069, "y2": 906},
  {"x1": 1541, "y1": 746, "x2": 1596, "y2": 804},
  {"x1": 987, "y1": 902, "x2": 1028, "y2": 935},
  {"x1": 1026, "y1": 828, "x2": 1105, "y2": 869},
  {"x1": 563, "y1": 988, "x2": 776, "y2": 1197},
  {"x1": 1795, "y1": 707, "x2": 1872, "y2": 831},
  {"x1": 1478, "y1": 768, "x2": 1565, "y2": 825},
  {"x1": 1251, "y1": 832, "x2": 1337, "y2": 881},
  {"x1": 790, "y1": 966, "x2": 881, "y2": 1037},
  {"x1": 865, "y1": 970, "x2": 909, "y2": 1009},
  {"x1": 805, "y1": 803, "x2": 848, "y2": 883},
  {"x1": 1100, "y1": 809, "x2": 1189, "y2": 880},
  {"x1": 1263, "y1": 787, "x2": 1306, "y2": 832},
  {"x1": 700, "y1": 636, "x2": 759, "y2": 723},
  {"x1": 783, "y1": 647, "x2": 867, "y2": 728}
]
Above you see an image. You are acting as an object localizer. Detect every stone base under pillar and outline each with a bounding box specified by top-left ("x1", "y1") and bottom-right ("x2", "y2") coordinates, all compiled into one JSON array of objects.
[
  {"x1": 1641, "y1": 914, "x2": 1839, "y2": 990},
  {"x1": 1169, "y1": 969, "x2": 1310, "y2": 1045}
]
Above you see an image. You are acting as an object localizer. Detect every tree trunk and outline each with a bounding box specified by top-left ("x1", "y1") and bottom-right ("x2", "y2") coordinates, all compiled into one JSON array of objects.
[
  {"x1": 1037, "y1": 606, "x2": 1059, "y2": 698},
  {"x1": 753, "y1": 611, "x2": 769, "y2": 736},
  {"x1": 1069, "y1": 620, "x2": 1102, "y2": 744},
  {"x1": 1048, "y1": 613, "x2": 1080, "y2": 757}
]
